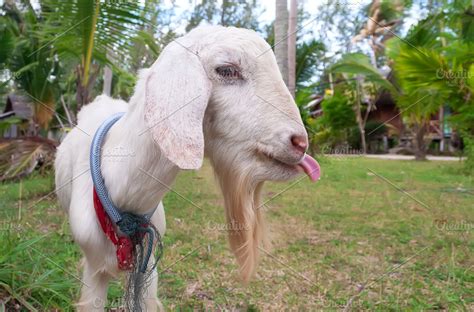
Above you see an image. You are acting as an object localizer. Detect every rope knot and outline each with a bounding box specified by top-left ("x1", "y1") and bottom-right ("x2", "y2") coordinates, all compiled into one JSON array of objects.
[
  {"x1": 117, "y1": 212, "x2": 149, "y2": 237},
  {"x1": 116, "y1": 212, "x2": 161, "y2": 273}
]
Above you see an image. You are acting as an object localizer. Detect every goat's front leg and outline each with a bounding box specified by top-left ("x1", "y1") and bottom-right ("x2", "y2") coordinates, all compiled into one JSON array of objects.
[
  {"x1": 142, "y1": 202, "x2": 165, "y2": 312},
  {"x1": 76, "y1": 257, "x2": 112, "y2": 312},
  {"x1": 142, "y1": 255, "x2": 163, "y2": 312}
]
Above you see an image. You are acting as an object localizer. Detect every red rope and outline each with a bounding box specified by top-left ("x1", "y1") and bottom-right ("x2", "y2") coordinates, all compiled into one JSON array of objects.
[{"x1": 93, "y1": 188, "x2": 134, "y2": 270}]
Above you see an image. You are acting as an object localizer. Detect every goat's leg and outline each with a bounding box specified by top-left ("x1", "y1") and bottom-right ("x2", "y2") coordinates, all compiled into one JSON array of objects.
[
  {"x1": 141, "y1": 202, "x2": 165, "y2": 311},
  {"x1": 120, "y1": 202, "x2": 165, "y2": 311},
  {"x1": 76, "y1": 257, "x2": 112, "y2": 312},
  {"x1": 142, "y1": 255, "x2": 163, "y2": 312},
  {"x1": 122, "y1": 254, "x2": 162, "y2": 312}
]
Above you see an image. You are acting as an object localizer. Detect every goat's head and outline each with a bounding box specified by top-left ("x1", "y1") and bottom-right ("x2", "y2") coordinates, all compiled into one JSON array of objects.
[{"x1": 144, "y1": 26, "x2": 320, "y2": 281}]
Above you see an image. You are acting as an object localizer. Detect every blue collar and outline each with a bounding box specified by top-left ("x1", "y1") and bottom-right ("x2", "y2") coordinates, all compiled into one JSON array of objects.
[
  {"x1": 90, "y1": 112, "x2": 155, "y2": 223},
  {"x1": 90, "y1": 112, "x2": 161, "y2": 273},
  {"x1": 90, "y1": 112, "x2": 126, "y2": 224}
]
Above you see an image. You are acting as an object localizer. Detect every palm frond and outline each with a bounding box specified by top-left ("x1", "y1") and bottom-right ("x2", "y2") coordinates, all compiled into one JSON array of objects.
[
  {"x1": 5, "y1": 6, "x2": 58, "y2": 129},
  {"x1": 0, "y1": 17, "x2": 16, "y2": 65},
  {"x1": 331, "y1": 53, "x2": 395, "y2": 92},
  {"x1": 39, "y1": 0, "x2": 152, "y2": 69},
  {"x1": 392, "y1": 46, "x2": 449, "y2": 93},
  {"x1": 295, "y1": 39, "x2": 324, "y2": 88}
]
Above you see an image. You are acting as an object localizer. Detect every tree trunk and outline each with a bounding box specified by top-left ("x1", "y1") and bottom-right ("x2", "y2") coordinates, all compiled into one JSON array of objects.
[
  {"x1": 75, "y1": 63, "x2": 99, "y2": 111},
  {"x1": 287, "y1": 0, "x2": 297, "y2": 97},
  {"x1": 356, "y1": 76, "x2": 367, "y2": 154},
  {"x1": 439, "y1": 104, "x2": 444, "y2": 153},
  {"x1": 103, "y1": 65, "x2": 112, "y2": 96},
  {"x1": 221, "y1": 0, "x2": 228, "y2": 26},
  {"x1": 328, "y1": 72, "x2": 334, "y2": 92},
  {"x1": 102, "y1": 49, "x2": 113, "y2": 96},
  {"x1": 359, "y1": 123, "x2": 367, "y2": 154},
  {"x1": 275, "y1": 0, "x2": 289, "y2": 86},
  {"x1": 414, "y1": 122, "x2": 427, "y2": 160}
]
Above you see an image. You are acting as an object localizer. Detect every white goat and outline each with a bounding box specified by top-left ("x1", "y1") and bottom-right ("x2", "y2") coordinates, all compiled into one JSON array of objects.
[{"x1": 55, "y1": 26, "x2": 320, "y2": 311}]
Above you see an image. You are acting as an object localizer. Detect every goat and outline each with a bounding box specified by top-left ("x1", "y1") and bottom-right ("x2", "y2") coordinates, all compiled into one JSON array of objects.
[{"x1": 55, "y1": 26, "x2": 320, "y2": 311}]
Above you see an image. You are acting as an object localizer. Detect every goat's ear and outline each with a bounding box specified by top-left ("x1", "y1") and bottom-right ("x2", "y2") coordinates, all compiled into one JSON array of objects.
[{"x1": 145, "y1": 42, "x2": 211, "y2": 170}]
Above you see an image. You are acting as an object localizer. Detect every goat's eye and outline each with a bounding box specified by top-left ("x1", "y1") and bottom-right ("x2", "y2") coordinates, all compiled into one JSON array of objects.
[{"x1": 215, "y1": 65, "x2": 243, "y2": 80}]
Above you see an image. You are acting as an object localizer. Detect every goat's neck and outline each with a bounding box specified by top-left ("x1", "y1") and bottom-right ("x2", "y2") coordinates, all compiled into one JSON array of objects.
[{"x1": 100, "y1": 93, "x2": 179, "y2": 215}]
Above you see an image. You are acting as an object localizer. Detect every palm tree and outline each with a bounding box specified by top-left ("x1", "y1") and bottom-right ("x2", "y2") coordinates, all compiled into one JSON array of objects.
[
  {"x1": 287, "y1": 0, "x2": 297, "y2": 97},
  {"x1": 386, "y1": 1, "x2": 474, "y2": 161},
  {"x1": 295, "y1": 39, "x2": 325, "y2": 90},
  {"x1": 39, "y1": 0, "x2": 154, "y2": 109},
  {"x1": 2, "y1": 0, "x2": 156, "y2": 129},
  {"x1": 2, "y1": 2, "x2": 57, "y2": 131},
  {"x1": 275, "y1": 0, "x2": 289, "y2": 86}
]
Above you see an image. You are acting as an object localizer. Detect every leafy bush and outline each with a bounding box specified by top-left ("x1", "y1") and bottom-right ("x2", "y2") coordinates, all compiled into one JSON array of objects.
[
  {"x1": 318, "y1": 94, "x2": 356, "y2": 132},
  {"x1": 460, "y1": 136, "x2": 474, "y2": 174},
  {"x1": 311, "y1": 93, "x2": 356, "y2": 151},
  {"x1": 448, "y1": 96, "x2": 474, "y2": 173}
]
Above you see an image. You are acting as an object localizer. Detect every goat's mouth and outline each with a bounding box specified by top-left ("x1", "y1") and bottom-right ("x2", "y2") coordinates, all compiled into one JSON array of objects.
[{"x1": 257, "y1": 148, "x2": 321, "y2": 182}]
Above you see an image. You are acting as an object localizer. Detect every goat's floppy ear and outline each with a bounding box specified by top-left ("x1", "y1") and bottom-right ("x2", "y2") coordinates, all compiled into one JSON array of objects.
[{"x1": 145, "y1": 42, "x2": 211, "y2": 170}]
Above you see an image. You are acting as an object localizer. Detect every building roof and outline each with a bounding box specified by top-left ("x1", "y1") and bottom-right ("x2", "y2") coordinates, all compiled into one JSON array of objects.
[{"x1": 3, "y1": 94, "x2": 33, "y2": 120}]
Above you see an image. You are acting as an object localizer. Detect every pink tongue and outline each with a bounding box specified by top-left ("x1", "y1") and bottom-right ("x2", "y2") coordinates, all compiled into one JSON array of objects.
[{"x1": 298, "y1": 154, "x2": 321, "y2": 182}]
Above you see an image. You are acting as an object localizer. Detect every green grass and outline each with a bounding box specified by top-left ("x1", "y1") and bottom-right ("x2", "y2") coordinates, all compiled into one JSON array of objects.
[{"x1": 0, "y1": 157, "x2": 473, "y2": 310}]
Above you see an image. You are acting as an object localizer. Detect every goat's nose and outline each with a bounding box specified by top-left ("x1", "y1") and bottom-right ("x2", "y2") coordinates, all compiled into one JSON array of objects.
[{"x1": 290, "y1": 134, "x2": 308, "y2": 153}]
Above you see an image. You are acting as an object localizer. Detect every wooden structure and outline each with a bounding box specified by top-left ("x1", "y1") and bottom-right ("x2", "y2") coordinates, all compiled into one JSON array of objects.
[
  {"x1": 368, "y1": 92, "x2": 455, "y2": 153},
  {"x1": 1, "y1": 94, "x2": 34, "y2": 138},
  {"x1": 306, "y1": 90, "x2": 457, "y2": 154}
]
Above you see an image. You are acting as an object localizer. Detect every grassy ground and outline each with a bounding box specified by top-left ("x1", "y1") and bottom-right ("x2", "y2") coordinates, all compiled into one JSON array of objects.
[{"x1": 0, "y1": 157, "x2": 473, "y2": 311}]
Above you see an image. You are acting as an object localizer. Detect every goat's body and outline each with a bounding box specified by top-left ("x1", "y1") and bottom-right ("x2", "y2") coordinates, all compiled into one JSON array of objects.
[
  {"x1": 55, "y1": 95, "x2": 167, "y2": 311},
  {"x1": 56, "y1": 95, "x2": 127, "y2": 216},
  {"x1": 55, "y1": 26, "x2": 318, "y2": 311}
]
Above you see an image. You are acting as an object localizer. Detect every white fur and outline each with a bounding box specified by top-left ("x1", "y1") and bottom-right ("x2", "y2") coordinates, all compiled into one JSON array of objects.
[{"x1": 55, "y1": 26, "x2": 309, "y2": 311}]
